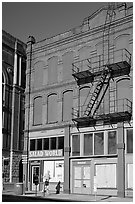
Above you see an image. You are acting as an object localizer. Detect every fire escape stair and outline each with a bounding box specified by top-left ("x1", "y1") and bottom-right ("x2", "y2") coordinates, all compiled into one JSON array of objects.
[{"x1": 83, "y1": 69, "x2": 109, "y2": 117}]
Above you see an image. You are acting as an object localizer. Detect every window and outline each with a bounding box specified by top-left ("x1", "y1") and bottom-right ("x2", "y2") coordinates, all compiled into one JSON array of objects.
[
  {"x1": 94, "y1": 132, "x2": 104, "y2": 155},
  {"x1": 80, "y1": 87, "x2": 90, "y2": 117},
  {"x1": 127, "y1": 129, "x2": 133, "y2": 153},
  {"x1": 47, "y1": 94, "x2": 57, "y2": 123},
  {"x1": 43, "y1": 138, "x2": 49, "y2": 150},
  {"x1": 48, "y1": 57, "x2": 58, "y2": 84},
  {"x1": 72, "y1": 135, "x2": 80, "y2": 156},
  {"x1": 37, "y1": 139, "x2": 42, "y2": 150},
  {"x1": 84, "y1": 133, "x2": 93, "y2": 155},
  {"x1": 33, "y1": 97, "x2": 42, "y2": 125},
  {"x1": 30, "y1": 139, "x2": 36, "y2": 151},
  {"x1": 50, "y1": 137, "x2": 56, "y2": 150},
  {"x1": 63, "y1": 91, "x2": 73, "y2": 121},
  {"x1": 58, "y1": 137, "x2": 64, "y2": 149},
  {"x1": 62, "y1": 51, "x2": 73, "y2": 81},
  {"x1": 96, "y1": 164, "x2": 116, "y2": 188},
  {"x1": 34, "y1": 61, "x2": 44, "y2": 89},
  {"x1": 108, "y1": 131, "x2": 117, "y2": 154}
]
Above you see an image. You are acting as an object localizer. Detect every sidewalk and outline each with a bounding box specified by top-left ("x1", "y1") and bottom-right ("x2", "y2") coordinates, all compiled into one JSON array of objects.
[{"x1": 2, "y1": 189, "x2": 133, "y2": 202}]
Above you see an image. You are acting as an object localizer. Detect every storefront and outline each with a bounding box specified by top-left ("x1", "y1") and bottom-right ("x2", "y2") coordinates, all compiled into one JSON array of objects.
[
  {"x1": 70, "y1": 125, "x2": 133, "y2": 196},
  {"x1": 29, "y1": 149, "x2": 64, "y2": 192}
]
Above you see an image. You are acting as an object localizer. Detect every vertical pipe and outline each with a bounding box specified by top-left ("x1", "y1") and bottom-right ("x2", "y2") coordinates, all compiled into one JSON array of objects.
[
  {"x1": 10, "y1": 40, "x2": 18, "y2": 183},
  {"x1": 26, "y1": 36, "x2": 35, "y2": 190}
]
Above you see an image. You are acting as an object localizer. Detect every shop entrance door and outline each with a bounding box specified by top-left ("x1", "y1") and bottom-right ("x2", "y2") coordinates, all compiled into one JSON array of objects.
[
  {"x1": 73, "y1": 165, "x2": 91, "y2": 194},
  {"x1": 32, "y1": 166, "x2": 40, "y2": 191}
]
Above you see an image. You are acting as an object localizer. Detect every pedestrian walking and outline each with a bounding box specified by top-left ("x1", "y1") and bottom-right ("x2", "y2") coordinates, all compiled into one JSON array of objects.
[{"x1": 56, "y1": 181, "x2": 61, "y2": 194}]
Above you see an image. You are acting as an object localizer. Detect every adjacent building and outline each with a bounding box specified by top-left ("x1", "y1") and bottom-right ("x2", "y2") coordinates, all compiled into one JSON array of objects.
[
  {"x1": 23, "y1": 3, "x2": 133, "y2": 197},
  {"x1": 2, "y1": 30, "x2": 26, "y2": 184}
]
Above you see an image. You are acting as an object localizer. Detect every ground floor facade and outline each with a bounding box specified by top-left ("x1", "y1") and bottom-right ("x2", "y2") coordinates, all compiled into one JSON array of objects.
[
  {"x1": 2, "y1": 150, "x2": 23, "y2": 184},
  {"x1": 24, "y1": 122, "x2": 133, "y2": 197}
]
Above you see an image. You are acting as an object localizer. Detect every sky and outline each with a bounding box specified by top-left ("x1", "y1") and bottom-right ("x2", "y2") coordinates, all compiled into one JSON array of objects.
[{"x1": 2, "y1": 1, "x2": 108, "y2": 43}]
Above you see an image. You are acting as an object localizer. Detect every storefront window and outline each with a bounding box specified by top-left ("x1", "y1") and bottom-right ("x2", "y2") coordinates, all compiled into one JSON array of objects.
[
  {"x1": 30, "y1": 139, "x2": 36, "y2": 151},
  {"x1": 37, "y1": 138, "x2": 42, "y2": 150},
  {"x1": 58, "y1": 137, "x2": 64, "y2": 149},
  {"x1": 84, "y1": 133, "x2": 93, "y2": 155},
  {"x1": 50, "y1": 137, "x2": 56, "y2": 150},
  {"x1": 72, "y1": 135, "x2": 80, "y2": 156},
  {"x1": 108, "y1": 131, "x2": 117, "y2": 154},
  {"x1": 43, "y1": 138, "x2": 49, "y2": 150},
  {"x1": 94, "y1": 132, "x2": 104, "y2": 155},
  {"x1": 44, "y1": 160, "x2": 64, "y2": 182},
  {"x1": 127, "y1": 129, "x2": 133, "y2": 153}
]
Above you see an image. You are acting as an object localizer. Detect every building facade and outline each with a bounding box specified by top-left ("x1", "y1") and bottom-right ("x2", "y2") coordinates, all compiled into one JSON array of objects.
[
  {"x1": 23, "y1": 3, "x2": 133, "y2": 197},
  {"x1": 2, "y1": 30, "x2": 26, "y2": 184}
]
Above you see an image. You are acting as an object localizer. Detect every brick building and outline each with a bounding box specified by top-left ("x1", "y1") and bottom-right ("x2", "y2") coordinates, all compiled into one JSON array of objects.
[
  {"x1": 23, "y1": 3, "x2": 133, "y2": 197},
  {"x1": 2, "y1": 30, "x2": 26, "y2": 184}
]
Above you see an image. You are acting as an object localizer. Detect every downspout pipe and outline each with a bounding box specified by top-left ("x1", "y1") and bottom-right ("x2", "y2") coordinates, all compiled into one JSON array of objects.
[{"x1": 25, "y1": 36, "x2": 35, "y2": 190}]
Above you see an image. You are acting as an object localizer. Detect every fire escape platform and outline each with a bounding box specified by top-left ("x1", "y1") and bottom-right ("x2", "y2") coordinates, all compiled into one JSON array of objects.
[
  {"x1": 107, "y1": 61, "x2": 131, "y2": 78},
  {"x1": 73, "y1": 111, "x2": 132, "y2": 128},
  {"x1": 72, "y1": 70, "x2": 94, "y2": 85}
]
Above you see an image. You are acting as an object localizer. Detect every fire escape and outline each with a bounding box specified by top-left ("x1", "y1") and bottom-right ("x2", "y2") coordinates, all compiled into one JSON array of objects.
[{"x1": 72, "y1": 3, "x2": 132, "y2": 128}]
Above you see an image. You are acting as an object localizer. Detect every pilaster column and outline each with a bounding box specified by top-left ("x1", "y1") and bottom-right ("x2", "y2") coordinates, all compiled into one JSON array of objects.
[
  {"x1": 117, "y1": 122, "x2": 125, "y2": 197},
  {"x1": 63, "y1": 125, "x2": 71, "y2": 194}
]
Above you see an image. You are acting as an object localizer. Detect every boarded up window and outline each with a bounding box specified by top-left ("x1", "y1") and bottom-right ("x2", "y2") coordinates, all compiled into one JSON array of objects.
[
  {"x1": 94, "y1": 132, "x2": 104, "y2": 155},
  {"x1": 48, "y1": 94, "x2": 57, "y2": 123},
  {"x1": 33, "y1": 97, "x2": 42, "y2": 125},
  {"x1": 48, "y1": 57, "x2": 58, "y2": 84},
  {"x1": 62, "y1": 52, "x2": 73, "y2": 81},
  {"x1": 127, "y1": 164, "x2": 133, "y2": 189},
  {"x1": 84, "y1": 133, "x2": 93, "y2": 155},
  {"x1": 96, "y1": 164, "x2": 116, "y2": 188},
  {"x1": 63, "y1": 90, "x2": 73, "y2": 121},
  {"x1": 34, "y1": 61, "x2": 44, "y2": 88},
  {"x1": 72, "y1": 135, "x2": 80, "y2": 156}
]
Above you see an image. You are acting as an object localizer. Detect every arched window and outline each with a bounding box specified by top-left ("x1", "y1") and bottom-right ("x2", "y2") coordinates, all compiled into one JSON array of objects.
[
  {"x1": 115, "y1": 34, "x2": 130, "y2": 51},
  {"x1": 78, "y1": 46, "x2": 92, "y2": 71},
  {"x1": 80, "y1": 86, "x2": 90, "y2": 116},
  {"x1": 47, "y1": 94, "x2": 57, "y2": 123},
  {"x1": 34, "y1": 61, "x2": 44, "y2": 89},
  {"x1": 62, "y1": 51, "x2": 74, "y2": 81},
  {"x1": 48, "y1": 56, "x2": 58, "y2": 84},
  {"x1": 33, "y1": 96, "x2": 42, "y2": 125},
  {"x1": 62, "y1": 90, "x2": 73, "y2": 121},
  {"x1": 117, "y1": 78, "x2": 132, "y2": 112}
]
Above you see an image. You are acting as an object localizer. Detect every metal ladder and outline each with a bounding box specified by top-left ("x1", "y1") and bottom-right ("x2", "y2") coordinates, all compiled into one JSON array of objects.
[{"x1": 83, "y1": 68, "x2": 111, "y2": 117}]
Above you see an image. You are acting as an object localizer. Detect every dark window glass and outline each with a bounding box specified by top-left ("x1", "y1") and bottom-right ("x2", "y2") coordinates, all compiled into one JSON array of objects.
[
  {"x1": 58, "y1": 137, "x2": 64, "y2": 149},
  {"x1": 94, "y1": 132, "x2": 104, "y2": 155},
  {"x1": 30, "y1": 139, "x2": 36, "y2": 151},
  {"x1": 72, "y1": 135, "x2": 80, "y2": 156},
  {"x1": 84, "y1": 134, "x2": 93, "y2": 155},
  {"x1": 43, "y1": 138, "x2": 49, "y2": 150},
  {"x1": 37, "y1": 139, "x2": 42, "y2": 150},
  {"x1": 127, "y1": 129, "x2": 133, "y2": 153},
  {"x1": 108, "y1": 131, "x2": 117, "y2": 154},
  {"x1": 50, "y1": 137, "x2": 56, "y2": 150}
]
